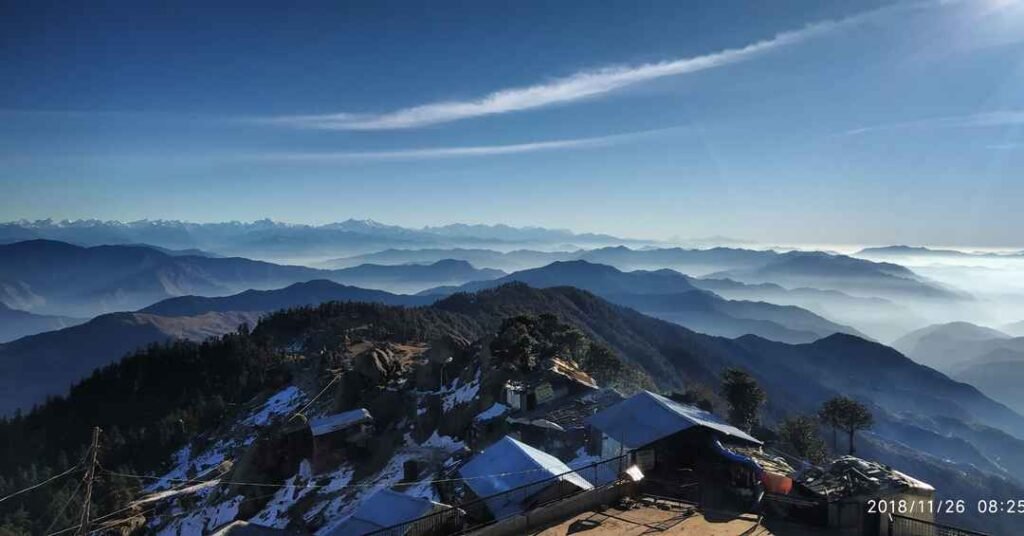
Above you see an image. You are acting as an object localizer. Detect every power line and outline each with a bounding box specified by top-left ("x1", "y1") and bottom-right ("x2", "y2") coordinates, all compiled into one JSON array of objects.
[
  {"x1": 292, "y1": 373, "x2": 340, "y2": 419},
  {"x1": 99, "y1": 460, "x2": 604, "y2": 492},
  {"x1": 61, "y1": 454, "x2": 625, "y2": 533},
  {"x1": 42, "y1": 478, "x2": 85, "y2": 536},
  {"x1": 0, "y1": 464, "x2": 81, "y2": 504},
  {"x1": 46, "y1": 525, "x2": 81, "y2": 536}
]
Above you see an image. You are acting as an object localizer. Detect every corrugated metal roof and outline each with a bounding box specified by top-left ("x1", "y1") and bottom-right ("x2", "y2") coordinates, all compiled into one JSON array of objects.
[
  {"x1": 310, "y1": 408, "x2": 372, "y2": 437},
  {"x1": 458, "y1": 436, "x2": 593, "y2": 518},
  {"x1": 587, "y1": 391, "x2": 761, "y2": 449},
  {"x1": 326, "y1": 489, "x2": 448, "y2": 536}
]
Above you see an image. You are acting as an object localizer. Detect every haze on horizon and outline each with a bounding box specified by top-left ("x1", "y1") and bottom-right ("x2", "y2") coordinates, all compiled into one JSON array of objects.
[{"x1": 2, "y1": 0, "x2": 1024, "y2": 247}]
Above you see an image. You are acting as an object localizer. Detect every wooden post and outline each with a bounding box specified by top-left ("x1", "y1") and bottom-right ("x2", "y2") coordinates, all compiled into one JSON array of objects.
[{"x1": 77, "y1": 427, "x2": 101, "y2": 536}]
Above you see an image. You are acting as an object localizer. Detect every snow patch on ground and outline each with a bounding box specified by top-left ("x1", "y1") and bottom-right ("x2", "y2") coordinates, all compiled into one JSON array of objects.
[
  {"x1": 147, "y1": 386, "x2": 307, "y2": 492},
  {"x1": 154, "y1": 494, "x2": 242, "y2": 536},
  {"x1": 135, "y1": 480, "x2": 220, "y2": 506},
  {"x1": 401, "y1": 477, "x2": 442, "y2": 502},
  {"x1": 314, "y1": 452, "x2": 416, "y2": 536},
  {"x1": 418, "y1": 430, "x2": 466, "y2": 452},
  {"x1": 145, "y1": 440, "x2": 234, "y2": 492},
  {"x1": 243, "y1": 385, "x2": 305, "y2": 427},
  {"x1": 317, "y1": 465, "x2": 355, "y2": 494},
  {"x1": 250, "y1": 465, "x2": 315, "y2": 528},
  {"x1": 474, "y1": 402, "x2": 508, "y2": 422},
  {"x1": 441, "y1": 369, "x2": 480, "y2": 412}
]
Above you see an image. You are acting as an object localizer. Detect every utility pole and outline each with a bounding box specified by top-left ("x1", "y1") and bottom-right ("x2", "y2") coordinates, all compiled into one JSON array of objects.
[{"x1": 77, "y1": 427, "x2": 102, "y2": 536}]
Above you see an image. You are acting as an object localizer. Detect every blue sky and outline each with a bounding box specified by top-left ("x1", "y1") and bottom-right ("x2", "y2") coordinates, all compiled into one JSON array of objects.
[{"x1": 2, "y1": 0, "x2": 1023, "y2": 247}]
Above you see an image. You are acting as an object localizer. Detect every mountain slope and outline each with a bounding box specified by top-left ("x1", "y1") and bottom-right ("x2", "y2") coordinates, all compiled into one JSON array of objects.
[
  {"x1": 711, "y1": 251, "x2": 965, "y2": 300},
  {"x1": 0, "y1": 280, "x2": 448, "y2": 414},
  {"x1": 1004, "y1": 320, "x2": 1024, "y2": 337},
  {"x1": 141, "y1": 279, "x2": 433, "y2": 316},
  {"x1": 329, "y1": 259, "x2": 504, "y2": 293},
  {"x1": 0, "y1": 302, "x2": 83, "y2": 343},
  {"x1": 320, "y1": 248, "x2": 574, "y2": 271},
  {"x1": 893, "y1": 321, "x2": 1019, "y2": 371},
  {"x1": 0, "y1": 310, "x2": 261, "y2": 414},
  {"x1": 433, "y1": 260, "x2": 866, "y2": 343},
  {"x1": 689, "y1": 277, "x2": 923, "y2": 341},
  {"x1": 956, "y1": 358, "x2": 1024, "y2": 415}
]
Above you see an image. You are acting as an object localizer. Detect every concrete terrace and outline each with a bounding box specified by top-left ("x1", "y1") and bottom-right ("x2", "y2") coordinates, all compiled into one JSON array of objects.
[
  {"x1": 532, "y1": 503, "x2": 770, "y2": 536},
  {"x1": 527, "y1": 496, "x2": 838, "y2": 536}
]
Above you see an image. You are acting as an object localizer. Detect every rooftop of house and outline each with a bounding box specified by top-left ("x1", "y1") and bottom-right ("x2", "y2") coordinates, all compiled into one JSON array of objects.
[
  {"x1": 546, "y1": 357, "x2": 598, "y2": 389},
  {"x1": 504, "y1": 357, "x2": 598, "y2": 392},
  {"x1": 325, "y1": 488, "x2": 449, "y2": 536},
  {"x1": 588, "y1": 391, "x2": 762, "y2": 449},
  {"x1": 730, "y1": 445, "x2": 800, "y2": 477},
  {"x1": 309, "y1": 408, "x2": 373, "y2": 437},
  {"x1": 509, "y1": 387, "x2": 624, "y2": 431},
  {"x1": 797, "y1": 455, "x2": 934, "y2": 500},
  {"x1": 457, "y1": 435, "x2": 593, "y2": 518}
]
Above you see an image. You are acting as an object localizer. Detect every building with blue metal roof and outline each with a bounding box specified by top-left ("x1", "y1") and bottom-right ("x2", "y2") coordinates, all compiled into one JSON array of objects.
[
  {"x1": 587, "y1": 390, "x2": 764, "y2": 507},
  {"x1": 588, "y1": 390, "x2": 761, "y2": 451},
  {"x1": 457, "y1": 436, "x2": 593, "y2": 519},
  {"x1": 326, "y1": 488, "x2": 450, "y2": 536}
]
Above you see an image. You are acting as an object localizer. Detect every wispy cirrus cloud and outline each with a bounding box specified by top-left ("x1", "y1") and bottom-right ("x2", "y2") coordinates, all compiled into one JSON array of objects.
[
  {"x1": 263, "y1": 4, "x2": 927, "y2": 131},
  {"x1": 246, "y1": 127, "x2": 667, "y2": 162},
  {"x1": 842, "y1": 110, "x2": 1024, "y2": 136}
]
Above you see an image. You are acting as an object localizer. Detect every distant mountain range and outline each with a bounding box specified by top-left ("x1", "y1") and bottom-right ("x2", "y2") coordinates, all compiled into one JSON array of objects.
[
  {"x1": 329, "y1": 245, "x2": 778, "y2": 274},
  {"x1": 0, "y1": 240, "x2": 502, "y2": 316},
  {"x1": 1, "y1": 238, "x2": 968, "y2": 345},
  {"x1": 320, "y1": 247, "x2": 575, "y2": 272},
  {"x1": 0, "y1": 303, "x2": 83, "y2": 343},
  {"x1": 708, "y1": 251, "x2": 965, "y2": 301},
  {"x1": 857, "y1": 245, "x2": 1024, "y2": 259},
  {"x1": 425, "y1": 260, "x2": 868, "y2": 343},
  {"x1": 333, "y1": 246, "x2": 964, "y2": 302},
  {"x1": 0, "y1": 219, "x2": 642, "y2": 260}
]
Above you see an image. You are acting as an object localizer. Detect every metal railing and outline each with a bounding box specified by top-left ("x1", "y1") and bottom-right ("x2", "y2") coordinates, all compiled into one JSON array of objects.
[
  {"x1": 364, "y1": 454, "x2": 631, "y2": 536},
  {"x1": 888, "y1": 514, "x2": 989, "y2": 536}
]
